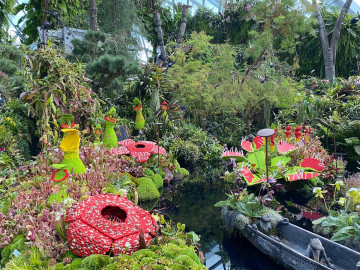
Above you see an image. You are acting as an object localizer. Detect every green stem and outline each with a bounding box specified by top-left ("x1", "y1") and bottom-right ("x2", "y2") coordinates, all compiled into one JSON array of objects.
[
  {"x1": 323, "y1": 197, "x2": 330, "y2": 214},
  {"x1": 331, "y1": 189, "x2": 337, "y2": 207}
]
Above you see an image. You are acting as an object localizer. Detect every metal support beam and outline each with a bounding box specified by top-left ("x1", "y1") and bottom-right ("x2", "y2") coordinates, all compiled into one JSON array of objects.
[
  {"x1": 206, "y1": 0, "x2": 220, "y2": 9},
  {"x1": 189, "y1": 0, "x2": 202, "y2": 8}
]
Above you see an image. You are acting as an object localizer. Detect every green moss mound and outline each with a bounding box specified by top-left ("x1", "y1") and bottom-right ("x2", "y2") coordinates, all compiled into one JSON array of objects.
[
  {"x1": 102, "y1": 263, "x2": 117, "y2": 270},
  {"x1": 144, "y1": 169, "x2": 155, "y2": 177},
  {"x1": 80, "y1": 254, "x2": 112, "y2": 270},
  {"x1": 171, "y1": 264, "x2": 189, "y2": 270},
  {"x1": 54, "y1": 263, "x2": 65, "y2": 270},
  {"x1": 150, "y1": 265, "x2": 166, "y2": 270},
  {"x1": 162, "y1": 248, "x2": 177, "y2": 259},
  {"x1": 131, "y1": 249, "x2": 158, "y2": 260},
  {"x1": 159, "y1": 170, "x2": 166, "y2": 178},
  {"x1": 138, "y1": 177, "x2": 160, "y2": 201},
  {"x1": 179, "y1": 168, "x2": 189, "y2": 177},
  {"x1": 70, "y1": 258, "x2": 82, "y2": 269},
  {"x1": 152, "y1": 174, "x2": 163, "y2": 189}
]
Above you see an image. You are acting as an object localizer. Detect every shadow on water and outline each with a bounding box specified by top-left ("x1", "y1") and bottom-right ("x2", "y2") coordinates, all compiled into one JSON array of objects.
[{"x1": 164, "y1": 178, "x2": 283, "y2": 270}]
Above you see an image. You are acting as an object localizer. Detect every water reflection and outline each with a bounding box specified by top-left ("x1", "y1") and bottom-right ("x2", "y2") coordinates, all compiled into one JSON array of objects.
[{"x1": 164, "y1": 180, "x2": 283, "y2": 270}]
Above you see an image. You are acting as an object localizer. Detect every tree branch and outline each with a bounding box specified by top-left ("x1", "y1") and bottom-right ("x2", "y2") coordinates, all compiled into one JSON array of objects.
[
  {"x1": 241, "y1": 28, "x2": 281, "y2": 83},
  {"x1": 330, "y1": 0, "x2": 353, "y2": 65},
  {"x1": 312, "y1": 0, "x2": 329, "y2": 50}
]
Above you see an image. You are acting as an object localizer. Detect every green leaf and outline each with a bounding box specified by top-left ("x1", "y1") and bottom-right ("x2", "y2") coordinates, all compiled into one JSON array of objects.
[
  {"x1": 177, "y1": 222, "x2": 185, "y2": 231},
  {"x1": 214, "y1": 201, "x2": 231, "y2": 207},
  {"x1": 354, "y1": 145, "x2": 360, "y2": 155},
  {"x1": 186, "y1": 231, "x2": 200, "y2": 244},
  {"x1": 159, "y1": 215, "x2": 165, "y2": 224},
  {"x1": 247, "y1": 151, "x2": 266, "y2": 171},
  {"x1": 271, "y1": 156, "x2": 291, "y2": 167},
  {"x1": 330, "y1": 226, "x2": 354, "y2": 242}
]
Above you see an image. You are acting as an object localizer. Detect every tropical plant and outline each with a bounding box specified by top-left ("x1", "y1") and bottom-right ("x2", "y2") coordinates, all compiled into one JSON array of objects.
[
  {"x1": 159, "y1": 121, "x2": 223, "y2": 172},
  {"x1": 69, "y1": 30, "x2": 141, "y2": 98},
  {"x1": 167, "y1": 31, "x2": 304, "y2": 133},
  {"x1": 310, "y1": 0, "x2": 354, "y2": 82},
  {"x1": 14, "y1": 0, "x2": 89, "y2": 44},
  {"x1": 21, "y1": 44, "x2": 99, "y2": 150},
  {"x1": 297, "y1": 10, "x2": 360, "y2": 78},
  {"x1": 0, "y1": 0, "x2": 17, "y2": 42},
  {"x1": 313, "y1": 212, "x2": 360, "y2": 250},
  {"x1": 214, "y1": 190, "x2": 269, "y2": 218},
  {"x1": 0, "y1": 44, "x2": 26, "y2": 98},
  {"x1": 0, "y1": 100, "x2": 34, "y2": 168}
]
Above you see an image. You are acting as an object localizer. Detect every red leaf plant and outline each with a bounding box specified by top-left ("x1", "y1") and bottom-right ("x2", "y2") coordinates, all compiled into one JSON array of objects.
[{"x1": 66, "y1": 194, "x2": 157, "y2": 256}]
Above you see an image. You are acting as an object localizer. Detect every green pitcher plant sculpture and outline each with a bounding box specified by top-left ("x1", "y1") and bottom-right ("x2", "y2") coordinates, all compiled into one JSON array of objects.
[
  {"x1": 134, "y1": 97, "x2": 145, "y2": 130},
  {"x1": 103, "y1": 107, "x2": 118, "y2": 149},
  {"x1": 51, "y1": 117, "x2": 86, "y2": 182}
]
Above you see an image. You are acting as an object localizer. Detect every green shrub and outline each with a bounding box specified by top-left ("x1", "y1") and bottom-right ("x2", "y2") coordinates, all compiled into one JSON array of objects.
[
  {"x1": 70, "y1": 258, "x2": 82, "y2": 269},
  {"x1": 80, "y1": 254, "x2": 112, "y2": 270},
  {"x1": 179, "y1": 168, "x2": 189, "y2": 177},
  {"x1": 131, "y1": 249, "x2": 158, "y2": 260},
  {"x1": 144, "y1": 169, "x2": 155, "y2": 177},
  {"x1": 178, "y1": 248, "x2": 201, "y2": 264},
  {"x1": 0, "y1": 234, "x2": 25, "y2": 266},
  {"x1": 152, "y1": 174, "x2": 163, "y2": 189},
  {"x1": 159, "y1": 170, "x2": 166, "y2": 178},
  {"x1": 54, "y1": 263, "x2": 65, "y2": 270},
  {"x1": 171, "y1": 264, "x2": 189, "y2": 270},
  {"x1": 103, "y1": 263, "x2": 117, "y2": 270}
]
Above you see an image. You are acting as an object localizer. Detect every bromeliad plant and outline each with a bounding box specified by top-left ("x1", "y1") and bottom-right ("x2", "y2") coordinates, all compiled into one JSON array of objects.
[
  {"x1": 214, "y1": 190, "x2": 269, "y2": 218},
  {"x1": 21, "y1": 44, "x2": 99, "y2": 150},
  {"x1": 221, "y1": 125, "x2": 336, "y2": 187}
]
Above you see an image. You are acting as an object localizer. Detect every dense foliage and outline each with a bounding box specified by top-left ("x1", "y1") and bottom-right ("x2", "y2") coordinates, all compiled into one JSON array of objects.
[
  {"x1": 22, "y1": 44, "x2": 100, "y2": 149},
  {"x1": 1, "y1": 0, "x2": 360, "y2": 268}
]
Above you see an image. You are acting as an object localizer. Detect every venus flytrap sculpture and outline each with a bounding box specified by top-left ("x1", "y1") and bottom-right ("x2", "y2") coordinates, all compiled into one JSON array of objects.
[{"x1": 222, "y1": 126, "x2": 332, "y2": 187}]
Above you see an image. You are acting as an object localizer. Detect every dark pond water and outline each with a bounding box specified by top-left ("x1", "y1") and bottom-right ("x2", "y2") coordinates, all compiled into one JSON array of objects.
[{"x1": 164, "y1": 179, "x2": 283, "y2": 270}]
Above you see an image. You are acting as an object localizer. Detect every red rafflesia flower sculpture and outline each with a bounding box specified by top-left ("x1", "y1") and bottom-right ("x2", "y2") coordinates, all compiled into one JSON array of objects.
[
  {"x1": 112, "y1": 139, "x2": 166, "y2": 162},
  {"x1": 65, "y1": 194, "x2": 157, "y2": 257}
]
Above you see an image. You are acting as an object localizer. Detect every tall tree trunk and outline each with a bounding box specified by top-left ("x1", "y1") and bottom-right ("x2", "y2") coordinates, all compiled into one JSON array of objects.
[
  {"x1": 154, "y1": 10, "x2": 168, "y2": 67},
  {"x1": 113, "y1": 0, "x2": 117, "y2": 32},
  {"x1": 312, "y1": 0, "x2": 353, "y2": 82},
  {"x1": 176, "y1": 5, "x2": 192, "y2": 47},
  {"x1": 89, "y1": 0, "x2": 99, "y2": 31},
  {"x1": 41, "y1": 0, "x2": 49, "y2": 47}
]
